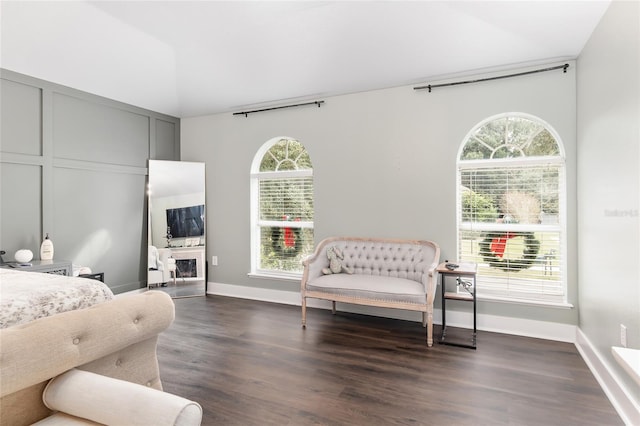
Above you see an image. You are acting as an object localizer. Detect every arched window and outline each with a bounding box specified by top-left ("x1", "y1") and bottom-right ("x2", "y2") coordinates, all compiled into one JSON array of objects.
[
  {"x1": 250, "y1": 137, "x2": 314, "y2": 277},
  {"x1": 457, "y1": 113, "x2": 567, "y2": 304}
]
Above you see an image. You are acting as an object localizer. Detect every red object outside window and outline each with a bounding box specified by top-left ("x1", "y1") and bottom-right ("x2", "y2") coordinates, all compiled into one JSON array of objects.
[
  {"x1": 282, "y1": 216, "x2": 301, "y2": 248},
  {"x1": 490, "y1": 232, "x2": 514, "y2": 258}
]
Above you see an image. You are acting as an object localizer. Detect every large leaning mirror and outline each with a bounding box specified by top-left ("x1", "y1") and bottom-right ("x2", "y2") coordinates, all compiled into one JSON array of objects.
[{"x1": 148, "y1": 160, "x2": 206, "y2": 298}]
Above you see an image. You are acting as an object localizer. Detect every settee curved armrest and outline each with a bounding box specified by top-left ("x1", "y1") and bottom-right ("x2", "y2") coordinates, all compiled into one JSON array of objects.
[
  {"x1": 301, "y1": 237, "x2": 340, "y2": 288},
  {"x1": 423, "y1": 253, "x2": 441, "y2": 305}
]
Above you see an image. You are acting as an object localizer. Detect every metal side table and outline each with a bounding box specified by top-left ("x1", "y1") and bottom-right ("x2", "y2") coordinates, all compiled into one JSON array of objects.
[{"x1": 437, "y1": 261, "x2": 477, "y2": 349}]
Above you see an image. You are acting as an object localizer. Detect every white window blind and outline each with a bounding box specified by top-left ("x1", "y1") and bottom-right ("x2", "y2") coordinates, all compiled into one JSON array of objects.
[
  {"x1": 258, "y1": 175, "x2": 314, "y2": 272},
  {"x1": 457, "y1": 114, "x2": 567, "y2": 305}
]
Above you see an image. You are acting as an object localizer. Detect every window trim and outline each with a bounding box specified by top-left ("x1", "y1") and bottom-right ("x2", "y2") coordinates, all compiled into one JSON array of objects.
[
  {"x1": 456, "y1": 112, "x2": 569, "y2": 306},
  {"x1": 250, "y1": 137, "x2": 313, "y2": 278}
]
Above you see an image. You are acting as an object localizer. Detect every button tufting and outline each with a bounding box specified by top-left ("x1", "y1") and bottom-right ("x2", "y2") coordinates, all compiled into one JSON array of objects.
[
  {"x1": 116, "y1": 359, "x2": 122, "y2": 367},
  {"x1": 133, "y1": 318, "x2": 140, "y2": 324},
  {"x1": 72, "y1": 338, "x2": 80, "y2": 345},
  {"x1": 146, "y1": 382, "x2": 152, "y2": 387}
]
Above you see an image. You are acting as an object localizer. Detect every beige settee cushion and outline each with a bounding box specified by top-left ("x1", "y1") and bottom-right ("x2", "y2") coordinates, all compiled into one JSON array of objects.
[{"x1": 306, "y1": 274, "x2": 427, "y2": 304}]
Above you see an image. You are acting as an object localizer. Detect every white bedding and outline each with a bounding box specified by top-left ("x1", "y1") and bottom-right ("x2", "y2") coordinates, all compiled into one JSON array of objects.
[{"x1": 0, "y1": 268, "x2": 114, "y2": 329}]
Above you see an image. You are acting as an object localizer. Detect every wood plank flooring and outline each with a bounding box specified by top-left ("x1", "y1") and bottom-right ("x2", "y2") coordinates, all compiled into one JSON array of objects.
[{"x1": 156, "y1": 295, "x2": 622, "y2": 426}]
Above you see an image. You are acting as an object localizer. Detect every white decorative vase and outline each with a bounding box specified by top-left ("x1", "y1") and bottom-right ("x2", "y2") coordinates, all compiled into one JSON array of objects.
[{"x1": 15, "y1": 249, "x2": 34, "y2": 263}]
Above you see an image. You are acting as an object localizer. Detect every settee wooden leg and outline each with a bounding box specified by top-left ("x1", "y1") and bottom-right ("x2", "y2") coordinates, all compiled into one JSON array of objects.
[
  {"x1": 332, "y1": 301, "x2": 336, "y2": 314},
  {"x1": 302, "y1": 298, "x2": 307, "y2": 328},
  {"x1": 426, "y1": 311, "x2": 433, "y2": 347}
]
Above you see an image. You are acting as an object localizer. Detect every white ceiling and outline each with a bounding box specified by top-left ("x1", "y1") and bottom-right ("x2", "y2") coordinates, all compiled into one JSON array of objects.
[{"x1": 1, "y1": 1, "x2": 610, "y2": 118}]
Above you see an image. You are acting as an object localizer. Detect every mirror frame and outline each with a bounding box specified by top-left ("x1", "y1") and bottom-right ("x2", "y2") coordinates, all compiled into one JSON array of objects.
[{"x1": 147, "y1": 160, "x2": 206, "y2": 298}]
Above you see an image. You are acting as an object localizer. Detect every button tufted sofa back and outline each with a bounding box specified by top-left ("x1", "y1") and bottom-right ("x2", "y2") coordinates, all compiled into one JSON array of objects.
[
  {"x1": 305, "y1": 237, "x2": 439, "y2": 284},
  {"x1": 332, "y1": 240, "x2": 435, "y2": 283}
]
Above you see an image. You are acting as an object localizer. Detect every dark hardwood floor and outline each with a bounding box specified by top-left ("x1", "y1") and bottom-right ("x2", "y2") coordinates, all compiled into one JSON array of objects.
[{"x1": 156, "y1": 295, "x2": 622, "y2": 426}]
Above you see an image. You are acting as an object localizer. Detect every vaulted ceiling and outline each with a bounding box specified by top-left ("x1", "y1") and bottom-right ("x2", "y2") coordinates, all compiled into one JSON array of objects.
[{"x1": 1, "y1": 1, "x2": 610, "y2": 118}]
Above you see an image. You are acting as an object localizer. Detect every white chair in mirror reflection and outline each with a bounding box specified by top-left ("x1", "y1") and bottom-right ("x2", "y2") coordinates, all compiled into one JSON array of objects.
[{"x1": 148, "y1": 246, "x2": 176, "y2": 287}]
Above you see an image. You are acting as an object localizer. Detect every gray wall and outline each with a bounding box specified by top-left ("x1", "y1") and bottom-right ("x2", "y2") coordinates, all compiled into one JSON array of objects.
[
  {"x1": 577, "y1": 0, "x2": 639, "y2": 406},
  {"x1": 0, "y1": 69, "x2": 180, "y2": 293},
  {"x1": 182, "y1": 59, "x2": 578, "y2": 325}
]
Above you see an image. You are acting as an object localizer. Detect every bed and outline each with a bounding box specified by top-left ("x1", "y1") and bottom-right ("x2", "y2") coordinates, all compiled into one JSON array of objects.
[{"x1": 0, "y1": 268, "x2": 114, "y2": 329}]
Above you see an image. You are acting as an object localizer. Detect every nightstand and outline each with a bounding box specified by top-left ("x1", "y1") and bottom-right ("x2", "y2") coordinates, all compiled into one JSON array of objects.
[{"x1": 2, "y1": 260, "x2": 73, "y2": 276}]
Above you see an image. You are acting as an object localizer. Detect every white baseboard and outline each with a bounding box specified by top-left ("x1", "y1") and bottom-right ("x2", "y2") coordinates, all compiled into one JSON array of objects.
[
  {"x1": 207, "y1": 281, "x2": 575, "y2": 342},
  {"x1": 575, "y1": 328, "x2": 640, "y2": 425}
]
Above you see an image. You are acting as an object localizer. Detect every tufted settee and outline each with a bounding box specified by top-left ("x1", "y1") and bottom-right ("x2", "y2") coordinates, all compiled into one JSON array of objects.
[
  {"x1": 301, "y1": 237, "x2": 440, "y2": 346},
  {"x1": 0, "y1": 291, "x2": 200, "y2": 425}
]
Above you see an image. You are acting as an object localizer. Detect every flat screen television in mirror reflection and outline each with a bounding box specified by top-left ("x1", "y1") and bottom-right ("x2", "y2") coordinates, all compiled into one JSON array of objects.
[
  {"x1": 148, "y1": 160, "x2": 206, "y2": 298},
  {"x1": 166, "y1": 205, "x2": 205, "y2": 238}
]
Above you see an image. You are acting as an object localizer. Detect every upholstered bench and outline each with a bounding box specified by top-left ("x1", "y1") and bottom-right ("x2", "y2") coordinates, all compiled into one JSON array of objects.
[{"x1": 301, "y1": 237, "x2": 440, "y2": 346}]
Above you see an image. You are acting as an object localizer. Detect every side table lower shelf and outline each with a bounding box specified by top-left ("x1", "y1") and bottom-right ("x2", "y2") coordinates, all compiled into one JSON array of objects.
[{"x1": 437, "y1": 262, "x2": 477, "y2": 349}]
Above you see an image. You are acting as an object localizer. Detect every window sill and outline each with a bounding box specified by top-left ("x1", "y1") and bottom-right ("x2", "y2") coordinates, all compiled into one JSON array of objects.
[
  {"x1": 477, "y1": 294, "x2": 573, "y2": 309},
  {"x1": 612, "y1": 347, "x2": 640, "y2": 386},
  {"x1": 248, "y1": 271, "x2": 302, "y2": 282}
]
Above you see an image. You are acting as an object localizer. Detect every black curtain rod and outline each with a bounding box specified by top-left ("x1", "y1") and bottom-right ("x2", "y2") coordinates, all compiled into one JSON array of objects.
[
  {"x1": 233, "y1": 100, "x2": 324, "y2": 117},
  {"x1": 414, "y1": 63, "x2": 569, "y2": 92}
]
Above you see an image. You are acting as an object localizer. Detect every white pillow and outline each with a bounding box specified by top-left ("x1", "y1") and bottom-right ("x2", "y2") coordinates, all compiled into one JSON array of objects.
[{"x1": 43, "y1": 369, "x2": 202, "y2": 426}]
